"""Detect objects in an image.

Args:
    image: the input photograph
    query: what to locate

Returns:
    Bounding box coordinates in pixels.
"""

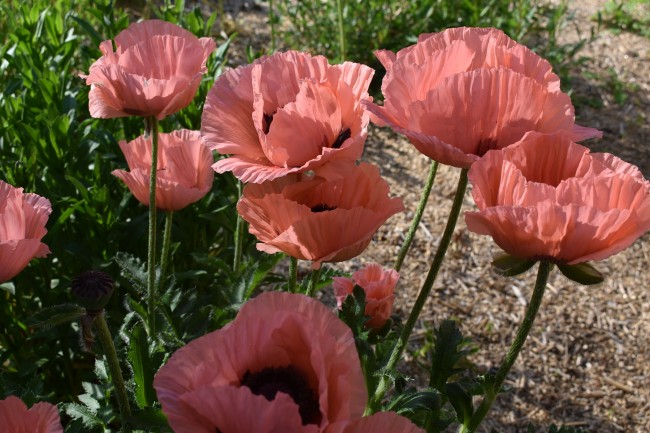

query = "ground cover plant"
[0,1,648,432]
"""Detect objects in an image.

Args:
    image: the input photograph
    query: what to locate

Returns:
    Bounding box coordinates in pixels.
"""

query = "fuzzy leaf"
[558,262,604,285]
[429,320,473,392]
[26,304,85,330]
[65,403,105,429]
[491,252,536,277]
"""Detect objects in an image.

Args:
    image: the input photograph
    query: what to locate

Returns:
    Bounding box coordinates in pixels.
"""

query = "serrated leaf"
[128,322,156,408]
[77,392,100,413]
[491,252,536,277]
[429,320,472,392]
[65,402,105,429]
[95,359,108,381]
[558,262,604,285]
[446,381,474,425]
[115,251,148,290]
[26,304,86,330]
[384,388,442,415]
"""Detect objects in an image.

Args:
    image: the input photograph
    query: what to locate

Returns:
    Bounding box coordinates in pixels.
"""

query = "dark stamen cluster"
[331,128,351,149]
[476,138,498,157]
[241,366,321,426]
[263,113,274,134]
[310,203,337,213]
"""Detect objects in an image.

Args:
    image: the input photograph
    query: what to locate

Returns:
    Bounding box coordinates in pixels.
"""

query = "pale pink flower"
[333,263,399,329]
[237,163,404,269]
[465,132,650,264]
[0,396,63,433]
[154,291,368,433]
[365,27,601,168]
[201,50,374,183]
[0,181,52,283]
[81,20,215,120]
[112,129,214,211]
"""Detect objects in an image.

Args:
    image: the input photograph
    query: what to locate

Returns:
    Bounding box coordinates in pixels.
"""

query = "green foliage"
[595,0,650,38]
[276,0,588,94]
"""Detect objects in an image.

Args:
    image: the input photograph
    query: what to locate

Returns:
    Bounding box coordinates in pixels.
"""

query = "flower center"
[476,138,498,157]
[310,203,338,213]
[331,128,351,149]
[263,112,274,134]
[240,366,321,426]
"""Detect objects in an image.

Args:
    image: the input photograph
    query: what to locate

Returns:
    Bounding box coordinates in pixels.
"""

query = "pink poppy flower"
[112,129,214,211]
[465,132,650,264]
[328,412,425,433]
[364,27,602,168]
[81,20,216,120]
[333,263,399,329]
[0,396,63,433]
[0,181,52,283]
[237,163,404,269]
[154,291,368,433]
[201,50,374,183]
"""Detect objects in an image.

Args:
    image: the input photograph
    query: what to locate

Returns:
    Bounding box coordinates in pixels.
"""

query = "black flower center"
[331,128,351,149]
[263,112,274,134]
[310,203,338,213]
[476,138,498,157]
[240,366,321,426]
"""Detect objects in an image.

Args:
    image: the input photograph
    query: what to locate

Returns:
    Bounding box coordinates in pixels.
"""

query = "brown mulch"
[226,1,650,432]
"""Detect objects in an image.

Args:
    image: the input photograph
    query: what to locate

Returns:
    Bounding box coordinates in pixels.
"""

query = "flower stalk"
[288,256,298,293]
[233,179,245,273]
[306,267,322,297]
[93,312,132,433]
[368,168,468,412]
[459,260,554,433]
[394,160,438,272]
[146,116,159,336]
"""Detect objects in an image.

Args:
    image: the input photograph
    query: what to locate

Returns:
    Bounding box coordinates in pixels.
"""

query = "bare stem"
[288,256,298,293]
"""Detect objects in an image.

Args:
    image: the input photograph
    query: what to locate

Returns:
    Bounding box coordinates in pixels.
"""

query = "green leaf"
[127,322,156,409]
[446,381,474,425]
[25,304,86,330]
[429,320,473,393]
[384,388,442,415]
[491,252,536,277]
[65,402,105,429]
[558,262,604,285]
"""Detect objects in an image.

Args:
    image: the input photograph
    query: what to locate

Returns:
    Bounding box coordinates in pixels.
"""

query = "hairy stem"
[146,116,159,336]
[306,267,322,297]
[94,312,132,433]
[288,256,298,293]
[459,261,554,433]
[233,180,244,272]
[394,160,438,272]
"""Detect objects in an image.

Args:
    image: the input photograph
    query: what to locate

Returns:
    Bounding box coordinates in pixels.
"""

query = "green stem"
[305,267,322,297]
[233,180,244,272]
[146,116,159,336]
[336,0,346,62]
[394,160,438,272]
[368,168,468,412]
[93,312,132,433]
[269,0,276,52]
[158,211,174,292]
[288,257,298,293]
[459,261,554,433]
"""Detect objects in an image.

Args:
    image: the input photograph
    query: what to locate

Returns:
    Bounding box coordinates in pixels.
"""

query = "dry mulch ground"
[228,2,649,431]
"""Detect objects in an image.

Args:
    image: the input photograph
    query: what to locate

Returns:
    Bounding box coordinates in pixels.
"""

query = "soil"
[226,1,649,432]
